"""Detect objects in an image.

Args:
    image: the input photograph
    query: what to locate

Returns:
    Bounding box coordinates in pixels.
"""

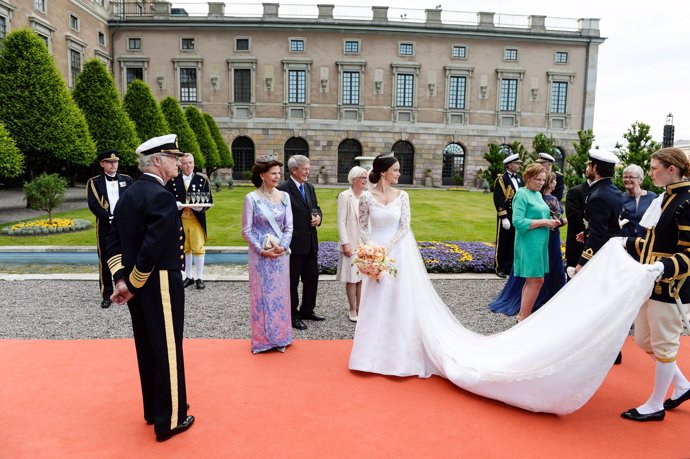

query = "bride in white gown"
[349,153,661,414]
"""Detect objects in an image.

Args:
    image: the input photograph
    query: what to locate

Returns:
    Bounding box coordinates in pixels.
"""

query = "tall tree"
[531,133,557,165]
[72,59,140,166]
[565,129,595,187]
[185,105,219,173]
[160,97,204,168]
[203,112,233,168]
[615,121,661,192]
[0,121,24,178]
[0,29,95,178]
[123,79,169,143]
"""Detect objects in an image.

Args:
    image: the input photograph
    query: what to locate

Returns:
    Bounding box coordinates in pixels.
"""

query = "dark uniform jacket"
[493,171,523,220]
[553,171,565,202]
[86,173,133,225]
[166,172,212,237]
[579,177,623,266]
[277,179,321,255]
[106,174,185,294]
[565,181,590,267]
[626,181,690,303]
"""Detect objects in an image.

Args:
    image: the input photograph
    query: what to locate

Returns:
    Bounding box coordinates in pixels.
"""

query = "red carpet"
[2,338,690,458]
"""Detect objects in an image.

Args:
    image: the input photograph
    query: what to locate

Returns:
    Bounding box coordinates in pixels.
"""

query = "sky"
[178,0,689,150]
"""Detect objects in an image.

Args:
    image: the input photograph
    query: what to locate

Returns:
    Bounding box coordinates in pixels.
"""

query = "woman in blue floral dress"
[241,155,294,354]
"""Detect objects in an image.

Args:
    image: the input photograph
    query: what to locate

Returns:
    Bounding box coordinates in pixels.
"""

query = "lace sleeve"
[387,191,410,250]
[358,192,371,245]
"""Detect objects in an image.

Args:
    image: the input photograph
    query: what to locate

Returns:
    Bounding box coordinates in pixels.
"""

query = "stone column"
[372,6,388,23]
[262,3,279,20]
[208,2,225,17]
[317,4,334,21]
[477,12,495,29]
[528,15,546,32]
[425,9,441,25]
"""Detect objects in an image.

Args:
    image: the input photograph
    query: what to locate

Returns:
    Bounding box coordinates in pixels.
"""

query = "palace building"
[2,1,605,185]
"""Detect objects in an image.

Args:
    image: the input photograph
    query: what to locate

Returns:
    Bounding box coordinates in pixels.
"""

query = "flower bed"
[1,218,91,236]
[318,240,496,275]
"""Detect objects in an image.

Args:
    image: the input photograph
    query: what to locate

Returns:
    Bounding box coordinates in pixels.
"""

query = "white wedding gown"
[349,191,658,414]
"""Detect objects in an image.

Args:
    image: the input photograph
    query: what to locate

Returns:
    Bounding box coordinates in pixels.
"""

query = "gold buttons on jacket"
[179,245,184,250]
[180,255,184,260]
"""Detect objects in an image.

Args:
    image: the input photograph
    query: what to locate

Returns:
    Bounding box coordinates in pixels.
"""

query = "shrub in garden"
[186,105,219,174]
[24,173,68,224]
[160,96,203,167]
[0,121,23,178]
[123,79,169,143]
[203,112,233,168]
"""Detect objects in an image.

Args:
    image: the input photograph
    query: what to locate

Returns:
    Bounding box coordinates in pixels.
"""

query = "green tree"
[615,121,661,192]
[565,129,595,188]
[482,143,508,192]
[159,97,203,168]
[0,29,95,178]
[185,105,219,173]
[531,133,558,165]
[0,121,24,178]
[72,59,140,166]
[24,173,68,223]
[123,79,169,143]
[203,112,233,168]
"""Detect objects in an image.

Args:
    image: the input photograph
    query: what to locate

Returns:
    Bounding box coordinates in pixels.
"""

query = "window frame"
[125,67,144,85]
[34,0,46,13]
[344,39,360,55]
[235,37,250,52]
[227,57,257,119]
[452,45,467,59]
[69,13,79,32]
[97,30,106,47]
[342,71,360,105]
[555,51,569,64]
[503,48,518,62]
[180,37,195,51]
[289,37,305,53]
[69,48,81,87]
[550,81,568,114]
[288,69,306,104]
[499,78,518,111]
[399,42,414,57]
[127,37,142,51]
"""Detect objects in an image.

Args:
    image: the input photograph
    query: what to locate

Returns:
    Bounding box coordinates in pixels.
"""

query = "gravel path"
[0,278,512,339]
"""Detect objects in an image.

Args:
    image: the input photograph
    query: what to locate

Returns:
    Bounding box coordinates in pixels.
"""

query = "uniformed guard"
[493,153,523,278]
[535,152,565,201]
[621,147,690,422]
[166,153,213,290]
[574,149,623,271]
[106,134,194,442]
[86,150,132,308]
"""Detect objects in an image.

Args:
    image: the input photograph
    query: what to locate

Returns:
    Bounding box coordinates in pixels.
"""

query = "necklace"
[259,186,275,199]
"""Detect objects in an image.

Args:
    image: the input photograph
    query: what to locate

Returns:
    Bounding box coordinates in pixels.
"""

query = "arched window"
[284,137,309,176]
[442,143,466,186]
[231,136,255,180]
[337,139,363,183]
[553,147,565,171]
[391,140,414,184]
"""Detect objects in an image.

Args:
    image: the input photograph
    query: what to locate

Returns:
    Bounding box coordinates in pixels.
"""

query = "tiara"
[380,151,395,158]
[256,152,278,163]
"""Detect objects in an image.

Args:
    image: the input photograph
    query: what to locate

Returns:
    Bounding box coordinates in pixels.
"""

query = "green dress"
[512,187,550,277]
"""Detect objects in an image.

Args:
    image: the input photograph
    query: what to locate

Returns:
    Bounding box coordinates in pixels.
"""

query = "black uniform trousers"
[495,220,515,275]
[289,251,319,318]
[127,269,188,436]
[96,220,113,301]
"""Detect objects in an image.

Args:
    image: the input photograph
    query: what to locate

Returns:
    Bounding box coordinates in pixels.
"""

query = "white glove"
[566,266,577,278]
[176,201,184,210]
[618,218,630,229]
[648,261,665,280]
[610,236,627,248]
[501,218,511,230]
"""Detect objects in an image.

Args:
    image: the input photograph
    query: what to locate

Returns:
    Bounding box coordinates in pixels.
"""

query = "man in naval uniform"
[166,153,213,290]
[535,152,565,201]
[493,153,523,278]
[106,134,194,442]
[86,150,132,308]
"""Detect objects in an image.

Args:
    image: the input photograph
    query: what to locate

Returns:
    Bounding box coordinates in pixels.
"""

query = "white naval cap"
[536,152,556,162]
[588,148,619,165]
[136,134,184,156]
[503,153,522,164]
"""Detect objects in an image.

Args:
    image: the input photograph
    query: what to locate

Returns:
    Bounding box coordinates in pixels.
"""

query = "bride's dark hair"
[369,154,399,184]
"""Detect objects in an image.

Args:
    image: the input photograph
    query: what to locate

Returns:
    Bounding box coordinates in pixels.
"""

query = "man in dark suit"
[167,153,213,290]
[493,154,523,278]
[106,134,194,442]
[564,180,590,268]
[277,154,323,330]
[86,150,133,308]
[536,152,565,201]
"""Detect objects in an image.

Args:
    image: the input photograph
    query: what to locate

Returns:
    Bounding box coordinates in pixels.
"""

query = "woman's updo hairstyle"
[369,153,398,184]
[651,147,690,178]
[523,163,545,183]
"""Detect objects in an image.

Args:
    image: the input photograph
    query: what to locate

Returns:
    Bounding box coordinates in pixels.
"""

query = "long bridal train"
[351,239,658,415]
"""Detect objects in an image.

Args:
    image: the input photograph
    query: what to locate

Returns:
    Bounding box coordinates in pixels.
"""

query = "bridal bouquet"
[352,243,398,282]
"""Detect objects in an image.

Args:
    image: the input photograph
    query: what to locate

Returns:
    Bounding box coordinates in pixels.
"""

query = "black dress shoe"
[301,313,325,321]
[182,278,195,289]
[101,298,112,309]
[156,415,195,442]
[496,271,507,279]
[196,279,206,290]
[664,387,690,410]
[292,319,307,330]
[620,408,665,422]
[147,403,190,425]
[614,352,622,365]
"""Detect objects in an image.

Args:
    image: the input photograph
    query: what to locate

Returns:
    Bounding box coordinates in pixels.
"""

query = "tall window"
[126,68,143,84]
[98,31,105,46]
[342,71,360,105]
[69,14,79,31]
[0,16,6,43]
[288,70,306,103]
[70,49,81,86]
[35,0,46,12]
[500,79,518,111]
[396,74,414,107]
[391,141,414,184]
[551,81,568,113]
[231,136,255,180]
[180,68,198,103]
[448,76,466,110]
[337,139,362,183]
[234,69,251,103]
[442,143,466,186]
